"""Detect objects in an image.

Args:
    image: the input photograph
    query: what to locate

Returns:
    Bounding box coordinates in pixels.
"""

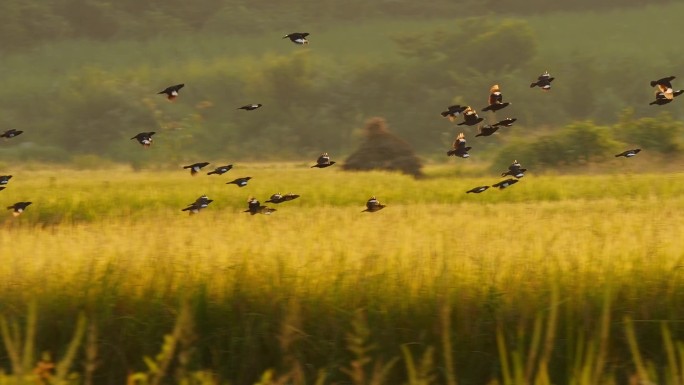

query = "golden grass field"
[2,164,684,384]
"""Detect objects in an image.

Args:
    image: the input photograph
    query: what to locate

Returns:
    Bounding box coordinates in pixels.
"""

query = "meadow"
[2,164,684,384]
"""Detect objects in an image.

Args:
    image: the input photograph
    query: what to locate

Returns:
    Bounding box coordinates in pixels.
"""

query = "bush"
[343,117,423,177]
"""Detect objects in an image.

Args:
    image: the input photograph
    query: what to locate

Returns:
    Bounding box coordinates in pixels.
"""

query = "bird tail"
[207,171,216,175]
[530,82,537,88]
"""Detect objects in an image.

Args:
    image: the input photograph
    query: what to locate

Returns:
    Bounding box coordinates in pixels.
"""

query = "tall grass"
[1,166,684,383]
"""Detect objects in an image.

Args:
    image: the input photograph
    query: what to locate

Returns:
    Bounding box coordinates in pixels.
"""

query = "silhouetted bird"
[447,132,471,158]
[649,90,683,105]
[311,153,336,168]
[183,162,210,176]
[493,118,517,127]
[475,125,499,137]
[530,71,554,90]
[457,107,484,126]
[7,201,31,217]
[158,84,184,101]
[482,84,510,112]
[362,196,386,213]
[1,129,23,139]
[238,104,263,111]
[283,33,309,45]
[207,165,233,175]
[244,197,276,215]
[441,105,468,122]
[266,193,300,204]
[0,175,11,185]
[466,186,490,193]
[131,132,155,148]
[492,179,519,189]
[501,160,527,178]
[182,195,213,214]
[227,177,252,187]
[615,149,641,158]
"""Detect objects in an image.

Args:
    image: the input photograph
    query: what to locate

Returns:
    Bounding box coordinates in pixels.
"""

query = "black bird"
[283,33,309,45]
[183,162,210,176]
[244,197,276,215]
[466,186,490,194]
[440,105,468,122]
[207,165,233,175]
[457,107,484,126]
[530,71,554,90]
[227,177,252,187]
[501,160,527,178]
[362,196,386,213]
[649,90,683,106]
[1,129,23,139]
[182,195,213,214]
[482,84,510,112]
[311,153,336,168]
[492,179,519,189]
[447,132,471,158]
[650,76,676,92]
[476,125,499,137]
[131,132,155,148]
[493,118,517,127]
[0,175,11,185]
[158,84,184,101]
[238,104,263,111]
[615,149,641,158]
[7,201,31,217]
[266,193,300,204]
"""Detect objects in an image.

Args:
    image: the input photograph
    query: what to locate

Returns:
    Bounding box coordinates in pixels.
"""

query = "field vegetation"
[2,166,684,384]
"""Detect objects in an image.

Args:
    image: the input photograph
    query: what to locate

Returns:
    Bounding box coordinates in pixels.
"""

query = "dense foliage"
[0,0,675,52]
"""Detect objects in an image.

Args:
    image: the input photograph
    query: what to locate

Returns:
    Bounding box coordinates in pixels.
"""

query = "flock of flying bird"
[0,31,681,216]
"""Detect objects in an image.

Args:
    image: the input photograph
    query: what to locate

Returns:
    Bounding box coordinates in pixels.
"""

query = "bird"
[207,165,233,175]
[493,118,517,127]
[183,162,210,176]
[650,76,676,96]
[238,104,262,111]
[362,196,386,213]
[457,107,484,126]
[482,84,510,112]
[227,177,252,187]
[0,175,12,185]
[492,179,519,189]
[266,193,300,204]
[475,125,500,137]
[283,33,309,45]
[158,84,184,101]
[7,201,31,217]
[466,186,490,193]
[1,129,23,139]
[501,160,527,178]
[182,195,213,214]
[649,89,683,105]
[440,105,468,122]
[530,71,554,90]
[244,197,276,215]
[447,132,471,158]
[615,149,641,158]
[131,132,155,148]
[311,153,336,168]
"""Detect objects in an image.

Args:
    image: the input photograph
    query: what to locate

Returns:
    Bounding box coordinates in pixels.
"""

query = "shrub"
[343,117,424,178]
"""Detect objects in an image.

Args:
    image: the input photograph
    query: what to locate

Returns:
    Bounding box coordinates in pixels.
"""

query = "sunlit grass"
[2,166,684,384]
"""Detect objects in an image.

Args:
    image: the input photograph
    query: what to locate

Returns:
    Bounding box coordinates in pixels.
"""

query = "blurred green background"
[0,0,682,170]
